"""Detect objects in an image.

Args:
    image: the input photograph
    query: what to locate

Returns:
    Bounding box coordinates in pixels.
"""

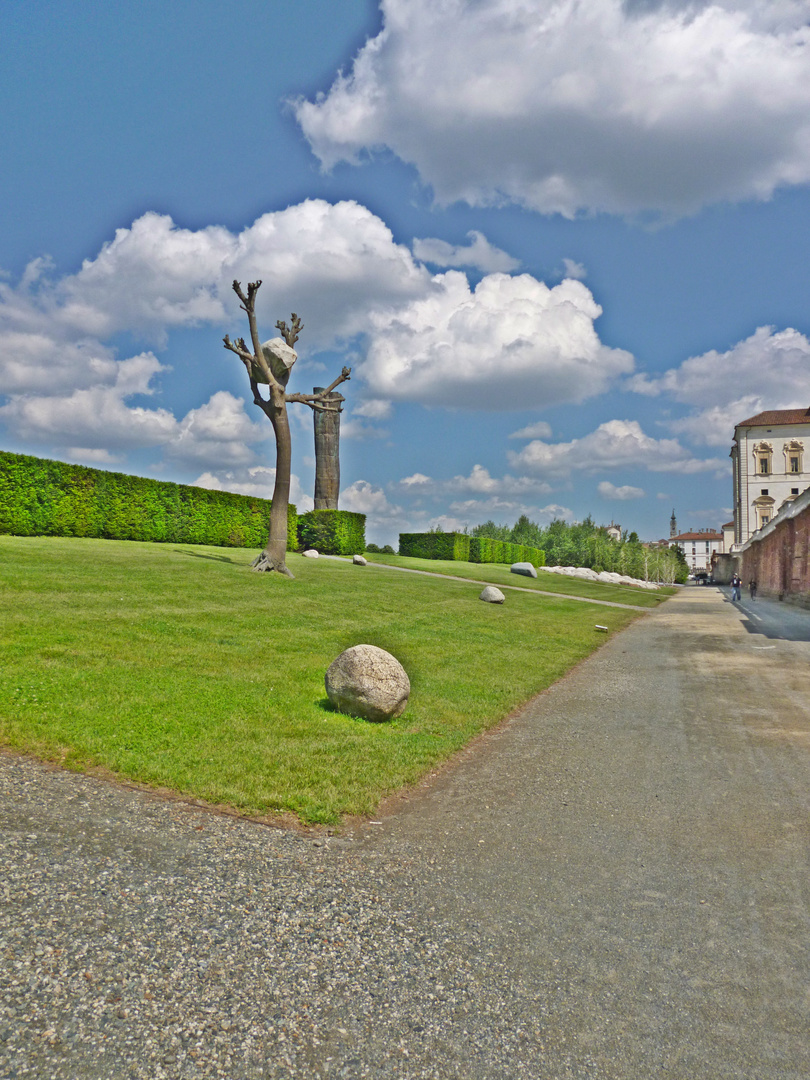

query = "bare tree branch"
[276,314,304,348]
[223,334,256,376]
[285,366,351,406]
[248,377,275,421]
[228,280,277,388]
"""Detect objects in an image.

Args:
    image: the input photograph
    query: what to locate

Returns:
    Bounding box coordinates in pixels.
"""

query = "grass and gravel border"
[1,536,659,824]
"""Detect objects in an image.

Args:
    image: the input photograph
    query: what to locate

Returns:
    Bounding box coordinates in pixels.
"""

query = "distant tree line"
[470,514,689,584]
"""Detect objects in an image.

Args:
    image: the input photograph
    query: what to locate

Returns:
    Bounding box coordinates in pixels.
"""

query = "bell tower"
[670,509,677,539]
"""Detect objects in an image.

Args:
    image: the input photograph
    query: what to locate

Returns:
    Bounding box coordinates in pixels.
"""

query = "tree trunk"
[312,388,344,510]
[252,390,294,576]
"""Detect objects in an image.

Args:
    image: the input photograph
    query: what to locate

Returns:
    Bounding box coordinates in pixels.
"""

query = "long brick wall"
[738,489,810,603]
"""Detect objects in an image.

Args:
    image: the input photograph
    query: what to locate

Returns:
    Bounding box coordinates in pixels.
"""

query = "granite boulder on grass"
[325,644,410,722]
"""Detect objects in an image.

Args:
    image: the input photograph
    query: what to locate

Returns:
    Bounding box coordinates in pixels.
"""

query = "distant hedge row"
[399,531,471,561]
[297,510,366,556]
[469,536,545,567]
[399,531,545,567]
[0,451,298,550]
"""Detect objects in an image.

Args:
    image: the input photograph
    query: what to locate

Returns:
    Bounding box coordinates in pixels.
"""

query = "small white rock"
[353,554,368,565]
[479,586,505,604]
[303,549,319,558]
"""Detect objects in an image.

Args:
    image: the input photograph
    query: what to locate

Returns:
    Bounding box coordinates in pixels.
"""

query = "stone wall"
[711,552,739,585]
[738,489,810,604]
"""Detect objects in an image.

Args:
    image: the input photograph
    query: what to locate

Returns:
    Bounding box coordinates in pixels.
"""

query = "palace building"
[669,528,724,573]
[730,408,810,545]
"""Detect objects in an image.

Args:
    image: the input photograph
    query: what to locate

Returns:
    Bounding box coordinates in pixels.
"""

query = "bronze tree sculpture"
[223,279,350,577]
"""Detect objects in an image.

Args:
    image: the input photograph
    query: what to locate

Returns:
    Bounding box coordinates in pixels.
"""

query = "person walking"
[749,578,757,600]
[731,573,741,601]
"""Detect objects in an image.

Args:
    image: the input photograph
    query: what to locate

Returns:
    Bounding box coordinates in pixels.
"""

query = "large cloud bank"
[508,419,727,476]
[295,0,810,217]
[0,201,629,467]
[362,273,633,409]
[630,325,810,445]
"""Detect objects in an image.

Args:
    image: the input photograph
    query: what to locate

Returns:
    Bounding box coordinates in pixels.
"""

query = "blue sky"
[2,0,810,545]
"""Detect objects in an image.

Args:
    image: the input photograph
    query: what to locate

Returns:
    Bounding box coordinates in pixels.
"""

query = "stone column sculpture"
[313,387,344,510]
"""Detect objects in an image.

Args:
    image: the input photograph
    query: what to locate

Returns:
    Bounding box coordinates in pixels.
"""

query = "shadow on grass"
[317,697,390,724]
[173,549,236,564]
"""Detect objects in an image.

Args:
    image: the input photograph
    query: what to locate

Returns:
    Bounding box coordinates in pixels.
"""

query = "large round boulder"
[325,644,410,722]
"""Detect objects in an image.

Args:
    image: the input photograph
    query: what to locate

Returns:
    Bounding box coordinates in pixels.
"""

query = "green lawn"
[361,552,676,607]
[0,536,656,824]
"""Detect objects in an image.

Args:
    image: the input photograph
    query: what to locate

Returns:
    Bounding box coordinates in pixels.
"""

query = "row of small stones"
[303,552,659,592]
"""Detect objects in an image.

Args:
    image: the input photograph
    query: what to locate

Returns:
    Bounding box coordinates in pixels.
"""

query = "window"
[753,494,775,531]
[761,489,769,495]
[754,442,773,476]
[792,488,800,495]
[784,440,803,475]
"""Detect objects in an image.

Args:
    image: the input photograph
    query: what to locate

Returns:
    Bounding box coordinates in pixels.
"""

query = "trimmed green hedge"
[398,532,472,561]
[0,451,297,550]
[399,531,545,566]
[296,509,366,555]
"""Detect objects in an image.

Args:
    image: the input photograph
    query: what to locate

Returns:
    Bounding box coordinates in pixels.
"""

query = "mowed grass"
[361,552,676,607]
[1,536,650,824]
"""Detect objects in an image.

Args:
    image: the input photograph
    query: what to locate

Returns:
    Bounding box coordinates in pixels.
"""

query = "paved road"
[722,586,810,641]
[2,587,809,1078]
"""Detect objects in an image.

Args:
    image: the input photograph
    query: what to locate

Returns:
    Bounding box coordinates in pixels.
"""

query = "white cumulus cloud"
[361,272,633,409]
[412,231,520,272]
[598,480,646,500]
[168,392,271,468]
[0,354,178,451]
[445,498,573,524]
[509,420,553,440]
[396,464,552,496]
[0,200,627,466]
[339,480,410,540]
[192,466,313,512]
[352,399,392,419]
[56,201,431,347]
[508,419,727,476]
[561,259,587,281]
[294,0,810,218]
[630,325,810,445]
[339,479,401,515]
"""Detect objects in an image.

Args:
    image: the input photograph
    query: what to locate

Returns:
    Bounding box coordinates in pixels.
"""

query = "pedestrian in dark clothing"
[731,573,741,601]
[749,579,757,600]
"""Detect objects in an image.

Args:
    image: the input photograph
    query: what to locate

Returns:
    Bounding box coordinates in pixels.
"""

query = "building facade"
[670,529,724,573]
[731,408,810,545]
[737,486,810,603]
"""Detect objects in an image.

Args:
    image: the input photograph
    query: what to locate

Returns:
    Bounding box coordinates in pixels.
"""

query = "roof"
[736,407,810,428]
[721,520,734,528]
[671,531,723,541]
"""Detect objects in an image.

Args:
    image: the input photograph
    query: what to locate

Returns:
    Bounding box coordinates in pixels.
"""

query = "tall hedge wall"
[296,510,366,555]
[399,531,545,566]
[0,451,297,550]
[398,532,472,561]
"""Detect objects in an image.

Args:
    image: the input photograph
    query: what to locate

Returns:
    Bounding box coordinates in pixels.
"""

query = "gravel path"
[2,587,809,1078]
